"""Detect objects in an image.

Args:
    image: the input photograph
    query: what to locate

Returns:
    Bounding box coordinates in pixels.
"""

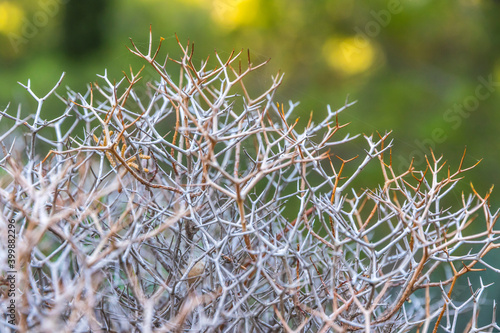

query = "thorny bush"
[1,29,500,332]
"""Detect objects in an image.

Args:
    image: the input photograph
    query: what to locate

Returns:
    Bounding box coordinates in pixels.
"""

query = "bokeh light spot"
[211,0,258,30]
[322,36,377,76]
[0,2,24,35]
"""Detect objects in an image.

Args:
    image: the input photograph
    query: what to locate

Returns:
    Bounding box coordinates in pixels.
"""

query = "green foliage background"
[1,0,499,326]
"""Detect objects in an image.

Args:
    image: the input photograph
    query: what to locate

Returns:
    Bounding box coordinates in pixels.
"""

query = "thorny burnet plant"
[0,29,500,332]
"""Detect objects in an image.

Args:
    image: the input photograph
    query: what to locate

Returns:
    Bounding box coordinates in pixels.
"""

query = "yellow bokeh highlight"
[0,2,24,35]
[211,0,258,30]
[322,36,378,76]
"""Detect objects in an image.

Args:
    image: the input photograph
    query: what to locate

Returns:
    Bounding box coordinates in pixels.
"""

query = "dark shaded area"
[61,0,110,58]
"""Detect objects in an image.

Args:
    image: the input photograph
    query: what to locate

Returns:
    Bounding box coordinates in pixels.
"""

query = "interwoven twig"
[0,28,499,332]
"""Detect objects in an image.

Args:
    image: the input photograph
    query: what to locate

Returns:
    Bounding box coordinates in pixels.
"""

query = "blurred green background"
[1,0,499,326]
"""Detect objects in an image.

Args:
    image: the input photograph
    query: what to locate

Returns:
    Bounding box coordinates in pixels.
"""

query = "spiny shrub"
[0,29,499,332]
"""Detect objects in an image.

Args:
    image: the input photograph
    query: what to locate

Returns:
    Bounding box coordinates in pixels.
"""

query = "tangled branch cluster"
[1,30,499,332]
